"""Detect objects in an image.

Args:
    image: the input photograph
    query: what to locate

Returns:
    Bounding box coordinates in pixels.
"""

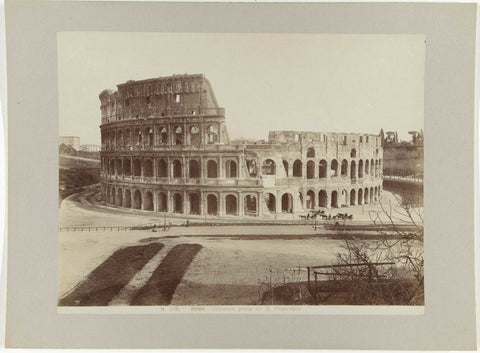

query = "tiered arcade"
[100,74,383,217]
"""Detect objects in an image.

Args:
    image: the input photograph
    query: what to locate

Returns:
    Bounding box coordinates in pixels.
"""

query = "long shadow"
[131,244,202,306]
[59,243,163,306]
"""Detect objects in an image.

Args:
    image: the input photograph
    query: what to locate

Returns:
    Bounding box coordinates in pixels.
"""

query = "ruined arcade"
[100,74,383,217]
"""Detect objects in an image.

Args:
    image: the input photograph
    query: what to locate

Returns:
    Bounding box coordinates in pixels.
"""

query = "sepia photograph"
[57,32,425,308]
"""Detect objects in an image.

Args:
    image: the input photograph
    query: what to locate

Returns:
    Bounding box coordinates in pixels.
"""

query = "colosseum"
[100,74,383,218]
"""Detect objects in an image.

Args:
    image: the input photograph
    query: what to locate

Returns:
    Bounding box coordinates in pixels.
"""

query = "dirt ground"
[58,189,423,305]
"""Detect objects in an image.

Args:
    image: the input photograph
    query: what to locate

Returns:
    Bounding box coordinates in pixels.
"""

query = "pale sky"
[58,32,425,145]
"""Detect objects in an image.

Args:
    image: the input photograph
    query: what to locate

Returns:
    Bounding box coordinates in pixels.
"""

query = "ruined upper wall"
[99,74,222,124]
[268,131,381,147]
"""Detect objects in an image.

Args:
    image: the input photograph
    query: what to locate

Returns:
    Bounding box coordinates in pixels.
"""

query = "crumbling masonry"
[100,74,383,217]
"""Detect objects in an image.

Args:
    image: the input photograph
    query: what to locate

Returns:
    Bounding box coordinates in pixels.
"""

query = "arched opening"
[244,195,257,216]
[226,160,237,178]
[124,189,131,208]
[117,130,123,146]
[293,160,302,177]
[189,193,200,215]
[318,160,327,178]
[160,127,168,144]
[144,159,153,177]
[157,159,167,177]
[306,161,315,179]
[110,159,115,175]
[281,193,293,213]
[189,126,200,145]
[145,191,154,211]
[350,161,356,180]
[358,160,364,178]
[306,147,315,158]
[173,160,182,178]
[371,159,375,175]
[365,160,370,175]
[370,187,374,203]
[282,160,289,176]
[174,126,183,145]
[341,159,348,176]
[116,188,123,206]
[375,160,378,176]
[331,191,338,208]
[110,131,116,146]
[341,189,348,207]
[158,192,167,212]
[318,190,328,207]
[358,188,363,205]
[125,129,131,146]
[330,159,338,177]
[133,190,142,209]
[123,158,131,176]
[207,160,218,178]
[173,193,183,213]
[350,189,356,205]
[207,194,218,215]
[225,194,237,215]
[134,128,141,145]
[206,125,218,144]
[116,159,122,175]
[145,128,154,146]
[110,187,116,204]
[306,190,315,209]
[265,193,276,213]
[374,186,378,201]
[299,192,304,208]
[262,159,276,175]
[364,188,369,204]
[189,160,200,178]
[350,149,357,158]
[247,160,257,177]
[133,159,141,176]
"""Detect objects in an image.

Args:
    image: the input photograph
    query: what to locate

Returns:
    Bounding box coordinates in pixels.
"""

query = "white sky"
[58,33,425,145]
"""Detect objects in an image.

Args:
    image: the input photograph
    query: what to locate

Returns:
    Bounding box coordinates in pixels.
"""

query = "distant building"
[59,136,80,150]
[80,144,101,152]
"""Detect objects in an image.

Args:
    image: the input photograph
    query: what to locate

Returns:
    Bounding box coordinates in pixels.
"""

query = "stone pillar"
[239,193,244,216]
[184,190,188,214]
[219,156,224,178]
[276,190,282,214]
[167,190,172,213]
[257,192,263,217]
[141,190,145,210]
[200,191,205,216]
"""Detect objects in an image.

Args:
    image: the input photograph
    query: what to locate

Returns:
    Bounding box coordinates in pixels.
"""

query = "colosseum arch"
[306,147,315,158]
[189,160,200,178]
[225,194,238,215]
[160,127,168,144]
[331,190,338,208]
[341,189,349,207]
[123,158,131,176]
[189,193,200,215]
[173,160,182,178]
[116,188,123,206]
[244,195,257,216]
[207,160,218,178]
[133,159,141,176]
[374,186,378,201]
[144,159,153,177]
[116,158,122,175]
[174,126,184,145]
[318,190,328,207]
[364,188,369,204]
[117,130,123,146]
[145,191,154,211]
[306,161,315,179]
[350,189,356,206]
[365,160,370,175]
[341,159,348,176]
[293,160,302,177]
[134,128,141,145]
[225,160,237,178]
[318,160,327,178]
[371,159,375,175]
[125,129,132,146]
[144,128,154,146]
[350,148,357,158]
[330,159,338,177]
[133,190,142,209]
[281,193,293,213]
[110,187,116,204]
[262,159,276,175]
[124,189,132,208]
[158,192,167,212]
[265,193,276,213]
[189,126,201,145]
[110,131,116,146]
[207,194,218,215]
[357,188,363,205]
[157,159,167,177]
[109,159,115,175]
[350,161,356,179]
[358,160,364,178]
[173,193,183,213]
[306,190,315,209]
[370,187,374,203]
[206,125,218,144]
